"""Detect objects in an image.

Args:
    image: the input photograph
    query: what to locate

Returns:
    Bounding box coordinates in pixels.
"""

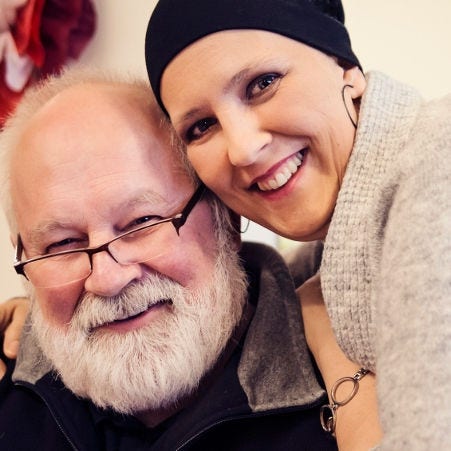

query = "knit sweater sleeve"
[375,94,451,449]
[282,240,323,288]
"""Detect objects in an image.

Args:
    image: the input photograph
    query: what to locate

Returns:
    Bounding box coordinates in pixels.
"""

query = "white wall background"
[1,0,450,298]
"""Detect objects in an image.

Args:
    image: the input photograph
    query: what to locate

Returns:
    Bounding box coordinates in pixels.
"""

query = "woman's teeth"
[257,151,304,191]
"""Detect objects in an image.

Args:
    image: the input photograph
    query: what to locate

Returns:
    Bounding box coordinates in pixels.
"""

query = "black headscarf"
[145,0,360,113]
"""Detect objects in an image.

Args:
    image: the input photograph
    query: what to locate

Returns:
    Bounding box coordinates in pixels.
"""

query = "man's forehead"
[38,86,144,126]
[15,86,172,170]
[25,82,161,136]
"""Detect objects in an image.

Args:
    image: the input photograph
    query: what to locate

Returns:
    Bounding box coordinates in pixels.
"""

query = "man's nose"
[83,250,143,297]
[222,108,271,167]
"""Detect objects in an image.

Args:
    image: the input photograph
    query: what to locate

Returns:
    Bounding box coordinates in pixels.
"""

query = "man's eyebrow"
[128,190,166,208]
[24,190,180,245]
[26,221,75,247]
[26,190,175,245]
[123,190,185,216]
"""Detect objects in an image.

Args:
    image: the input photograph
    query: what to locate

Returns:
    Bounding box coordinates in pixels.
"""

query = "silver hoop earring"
[341,84,357,129]
[240,218,250,234]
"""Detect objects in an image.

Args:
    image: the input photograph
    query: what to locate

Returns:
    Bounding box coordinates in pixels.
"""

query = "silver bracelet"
[320,368,369,435]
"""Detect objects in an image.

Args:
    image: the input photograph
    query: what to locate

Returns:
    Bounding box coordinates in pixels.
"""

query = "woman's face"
[161,30,366,241]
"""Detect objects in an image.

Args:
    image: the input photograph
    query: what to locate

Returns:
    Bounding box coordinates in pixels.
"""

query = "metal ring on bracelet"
[320,368,369,435]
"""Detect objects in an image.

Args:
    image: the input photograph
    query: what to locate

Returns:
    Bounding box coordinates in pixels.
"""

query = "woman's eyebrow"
[224,57,283,92]
[174,107,204,131]
[224,67,252,93]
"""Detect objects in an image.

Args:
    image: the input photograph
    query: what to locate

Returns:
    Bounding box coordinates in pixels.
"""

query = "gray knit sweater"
[319,72,451,449]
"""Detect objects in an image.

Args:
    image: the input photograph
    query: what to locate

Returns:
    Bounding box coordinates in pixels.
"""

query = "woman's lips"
[253,150,306,192]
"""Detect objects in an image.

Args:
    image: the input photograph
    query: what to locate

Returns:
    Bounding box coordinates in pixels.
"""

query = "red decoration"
[0,0,96,127]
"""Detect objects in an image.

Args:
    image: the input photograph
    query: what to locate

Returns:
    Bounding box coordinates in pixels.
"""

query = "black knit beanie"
[145,0,360,113]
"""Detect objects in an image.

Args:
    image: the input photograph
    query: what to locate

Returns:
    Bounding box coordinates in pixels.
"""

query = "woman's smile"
[253,150,306,192]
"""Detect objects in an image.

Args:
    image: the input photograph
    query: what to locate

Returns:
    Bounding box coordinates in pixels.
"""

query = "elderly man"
[0,69,335,450]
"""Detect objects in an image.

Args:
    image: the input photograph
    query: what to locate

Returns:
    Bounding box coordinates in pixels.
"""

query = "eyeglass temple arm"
[13,235,26,276]
[171,184,207,235]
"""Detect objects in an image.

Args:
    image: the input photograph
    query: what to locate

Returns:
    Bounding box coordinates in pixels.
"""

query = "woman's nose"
[84,251,143,297]
[222,109,271,167]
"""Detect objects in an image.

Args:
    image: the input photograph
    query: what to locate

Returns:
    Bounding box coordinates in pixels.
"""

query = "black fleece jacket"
[0,242,336,451]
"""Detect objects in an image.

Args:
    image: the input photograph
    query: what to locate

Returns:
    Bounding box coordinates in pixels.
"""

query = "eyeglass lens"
[23,220,177,288]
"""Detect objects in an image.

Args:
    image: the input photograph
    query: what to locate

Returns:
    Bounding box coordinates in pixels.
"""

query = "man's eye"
[246,73,281,98]
[186,117,217,142]
[45,238,86,254]
[126,215,161,230]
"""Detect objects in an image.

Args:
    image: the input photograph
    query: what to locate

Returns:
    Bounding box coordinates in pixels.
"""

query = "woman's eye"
[247,73,281,98]
[186,117,217,142]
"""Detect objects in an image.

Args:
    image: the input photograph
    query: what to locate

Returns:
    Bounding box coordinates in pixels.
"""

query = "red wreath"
[0,0,96,126]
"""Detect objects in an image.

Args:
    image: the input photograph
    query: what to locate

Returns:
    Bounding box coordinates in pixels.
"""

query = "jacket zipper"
[175,401,325,450]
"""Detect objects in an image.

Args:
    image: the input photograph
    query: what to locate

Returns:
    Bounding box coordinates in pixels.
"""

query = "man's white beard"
[31,244,247,415]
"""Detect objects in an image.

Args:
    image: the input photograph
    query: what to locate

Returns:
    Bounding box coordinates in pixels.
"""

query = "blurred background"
[1,0,450,298]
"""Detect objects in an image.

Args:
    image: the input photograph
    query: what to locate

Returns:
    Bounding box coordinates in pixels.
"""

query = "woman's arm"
[0,297,29,377]
[298,274,382,450]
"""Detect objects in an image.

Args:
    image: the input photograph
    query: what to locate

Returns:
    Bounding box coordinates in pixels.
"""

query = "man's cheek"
[34,285,82,329]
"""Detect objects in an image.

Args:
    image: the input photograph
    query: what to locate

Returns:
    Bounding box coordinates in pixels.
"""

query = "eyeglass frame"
[13,183,207,281]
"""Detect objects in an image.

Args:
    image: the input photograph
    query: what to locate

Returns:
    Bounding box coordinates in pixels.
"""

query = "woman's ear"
[343,66,366,98]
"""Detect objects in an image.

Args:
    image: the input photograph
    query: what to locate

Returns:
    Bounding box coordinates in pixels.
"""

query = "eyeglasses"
[14,184,206,288]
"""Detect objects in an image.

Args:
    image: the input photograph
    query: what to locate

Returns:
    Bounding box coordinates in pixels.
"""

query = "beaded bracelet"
[320,368,369,435]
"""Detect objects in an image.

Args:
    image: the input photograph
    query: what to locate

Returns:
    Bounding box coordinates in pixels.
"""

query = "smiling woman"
[159,30,364,242]
[145,0,451,449]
